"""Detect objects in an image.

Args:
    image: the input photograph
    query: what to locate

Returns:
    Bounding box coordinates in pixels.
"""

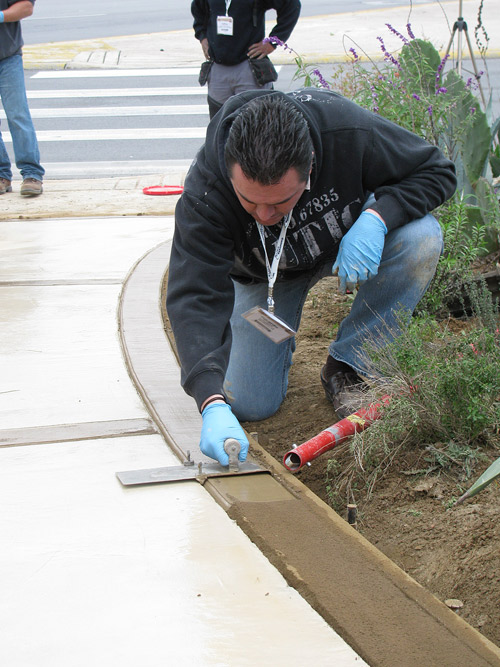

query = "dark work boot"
[320,360,368,419]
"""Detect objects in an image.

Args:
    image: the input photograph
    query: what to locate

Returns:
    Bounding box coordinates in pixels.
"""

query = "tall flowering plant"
[268,25,500,243]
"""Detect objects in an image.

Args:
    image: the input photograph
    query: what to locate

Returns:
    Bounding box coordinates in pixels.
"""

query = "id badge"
[217,16,234,35]
[242,306,296,344]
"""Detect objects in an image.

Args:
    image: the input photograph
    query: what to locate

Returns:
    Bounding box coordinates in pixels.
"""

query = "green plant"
[407,509,422,517]
[417,193,492,317]
[323,311,499,505]
[455,454,500,504]
[272,25,500,244]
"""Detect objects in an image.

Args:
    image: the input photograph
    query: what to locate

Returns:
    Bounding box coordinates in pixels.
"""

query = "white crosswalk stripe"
[32,68,201,78]
[26,87,207,99]
[2,68,212,176]
[26,127,208,141]
[1,106,208,119]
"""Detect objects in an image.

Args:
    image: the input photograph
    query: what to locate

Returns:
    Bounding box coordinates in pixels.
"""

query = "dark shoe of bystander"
[20,178,43,197]
[0,178,12,194]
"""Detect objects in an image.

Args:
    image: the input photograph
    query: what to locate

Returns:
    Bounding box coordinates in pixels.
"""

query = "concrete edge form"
[118,240,500,666]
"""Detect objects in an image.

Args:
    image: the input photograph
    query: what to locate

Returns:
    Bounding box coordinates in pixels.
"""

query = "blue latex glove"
[332,210,387,294]
[200,403,249,466]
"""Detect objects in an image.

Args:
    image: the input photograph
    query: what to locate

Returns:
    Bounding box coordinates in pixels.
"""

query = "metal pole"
[456,0,463,75]
[440,0,485,107]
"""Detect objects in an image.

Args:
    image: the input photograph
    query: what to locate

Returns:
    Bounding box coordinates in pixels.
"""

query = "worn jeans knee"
[329,213,443,376]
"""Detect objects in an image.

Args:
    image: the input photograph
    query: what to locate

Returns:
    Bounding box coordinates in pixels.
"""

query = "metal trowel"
[116,438,266,487]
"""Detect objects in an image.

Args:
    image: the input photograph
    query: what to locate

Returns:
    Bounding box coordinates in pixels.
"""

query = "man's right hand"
[200,403,249,466]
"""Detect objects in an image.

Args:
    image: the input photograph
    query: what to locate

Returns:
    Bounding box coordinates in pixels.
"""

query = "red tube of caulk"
[282,395,391,472]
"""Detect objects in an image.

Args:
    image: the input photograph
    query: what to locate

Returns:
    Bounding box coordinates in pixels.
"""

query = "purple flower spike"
[412,94,421,100]
[436,87,448,95]
[312,68,331,89]
[435,53,450,88]
[349,47,359,61]
[386,23,408,44]
[377,36,400,68]
[406,23,416,40]
[427,105,433,117]
[264,36,293,53]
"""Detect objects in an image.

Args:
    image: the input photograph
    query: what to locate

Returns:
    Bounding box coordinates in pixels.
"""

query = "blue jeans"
[0,54,44,181]
[224,209,443,422]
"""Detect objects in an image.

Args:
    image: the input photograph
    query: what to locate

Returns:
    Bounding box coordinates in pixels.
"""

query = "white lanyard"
[225,0,232,15]
[256,212,292,313]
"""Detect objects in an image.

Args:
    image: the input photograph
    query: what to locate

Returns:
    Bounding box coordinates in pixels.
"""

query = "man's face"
[229,163,308,226]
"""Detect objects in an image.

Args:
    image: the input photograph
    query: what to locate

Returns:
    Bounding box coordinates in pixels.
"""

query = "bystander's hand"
[200,37,210,60]
[247,40,275,59]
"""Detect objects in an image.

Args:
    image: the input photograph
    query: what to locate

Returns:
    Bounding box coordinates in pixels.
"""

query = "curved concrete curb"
[118,240,500,666]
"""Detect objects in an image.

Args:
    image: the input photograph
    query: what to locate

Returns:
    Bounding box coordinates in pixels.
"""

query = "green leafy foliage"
[456,455,500,503]
[417,193,492,317]
[325,310,499,508]
[290,26,500,236]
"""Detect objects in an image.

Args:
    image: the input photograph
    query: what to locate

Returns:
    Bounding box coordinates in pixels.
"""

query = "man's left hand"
[247,41,275,59]
[332,209,387,293]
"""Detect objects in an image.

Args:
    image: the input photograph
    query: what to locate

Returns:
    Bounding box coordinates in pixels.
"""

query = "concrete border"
[118,239,500,666]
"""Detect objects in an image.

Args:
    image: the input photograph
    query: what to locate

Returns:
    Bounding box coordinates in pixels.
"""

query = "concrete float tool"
[283,395,391,472]
[116,438,266,487]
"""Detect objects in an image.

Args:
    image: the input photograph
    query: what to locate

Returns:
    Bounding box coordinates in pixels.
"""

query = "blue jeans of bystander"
[0,54,44,182]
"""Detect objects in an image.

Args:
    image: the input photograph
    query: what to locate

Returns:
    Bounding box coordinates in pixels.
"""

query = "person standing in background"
[192,0,300,118]
[0,0,44,197]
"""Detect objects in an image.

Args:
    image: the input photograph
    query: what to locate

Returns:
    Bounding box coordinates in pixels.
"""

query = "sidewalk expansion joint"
[0,279,123,287]
[0,418,158,448]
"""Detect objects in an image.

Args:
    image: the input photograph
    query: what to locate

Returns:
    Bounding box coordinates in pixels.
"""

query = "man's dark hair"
[224,96,313,185]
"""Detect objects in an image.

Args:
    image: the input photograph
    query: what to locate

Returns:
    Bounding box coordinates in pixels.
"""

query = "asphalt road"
[21,0,436,45]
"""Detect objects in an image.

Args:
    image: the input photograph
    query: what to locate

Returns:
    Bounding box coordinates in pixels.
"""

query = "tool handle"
[224,438,241,472]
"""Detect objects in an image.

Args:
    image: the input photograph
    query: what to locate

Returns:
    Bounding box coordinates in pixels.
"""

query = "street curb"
[0,174,185,223]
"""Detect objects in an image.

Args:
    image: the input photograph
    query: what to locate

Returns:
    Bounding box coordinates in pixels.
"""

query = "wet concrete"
[0,215,367,665]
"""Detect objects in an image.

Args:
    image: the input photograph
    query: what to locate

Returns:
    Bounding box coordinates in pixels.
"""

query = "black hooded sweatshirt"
[166,88,457,410]
[191,0,301,65]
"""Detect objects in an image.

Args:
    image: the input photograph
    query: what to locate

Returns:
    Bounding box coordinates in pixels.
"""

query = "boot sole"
[20,189,43,197]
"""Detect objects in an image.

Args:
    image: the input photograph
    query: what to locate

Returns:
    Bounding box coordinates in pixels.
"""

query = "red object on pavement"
[283,395,391,472]
[143,185,184,196]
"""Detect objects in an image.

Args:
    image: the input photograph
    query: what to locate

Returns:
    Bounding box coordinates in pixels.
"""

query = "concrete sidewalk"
[0,171,186,222]
[0,215,371,665]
